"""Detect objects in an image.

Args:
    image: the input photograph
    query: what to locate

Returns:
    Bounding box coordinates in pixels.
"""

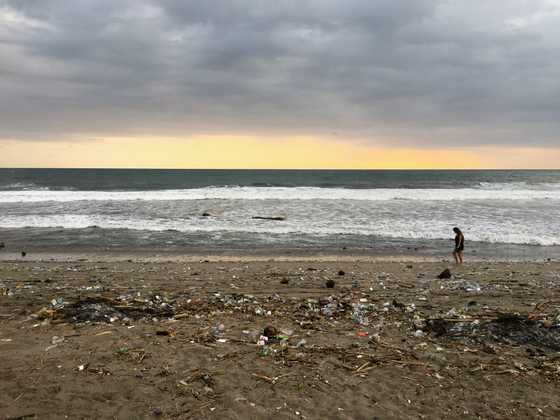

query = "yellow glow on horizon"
[0,135,559,169]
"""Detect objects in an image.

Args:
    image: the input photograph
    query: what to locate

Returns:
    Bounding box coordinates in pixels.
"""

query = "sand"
[1,255,560,419]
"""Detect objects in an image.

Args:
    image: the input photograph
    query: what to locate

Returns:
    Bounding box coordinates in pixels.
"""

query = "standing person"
[453,227,464,264]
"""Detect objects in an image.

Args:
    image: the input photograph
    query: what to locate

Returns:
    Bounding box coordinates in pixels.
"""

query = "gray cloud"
[0,0,559,147]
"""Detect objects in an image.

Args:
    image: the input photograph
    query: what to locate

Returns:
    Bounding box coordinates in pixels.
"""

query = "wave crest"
[1,186,560,203]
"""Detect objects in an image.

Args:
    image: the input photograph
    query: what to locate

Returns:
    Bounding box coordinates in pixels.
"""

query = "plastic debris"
[51,297,66,309]
[211,323,226,338]
[295,339,306,348]
[51,336,65,345]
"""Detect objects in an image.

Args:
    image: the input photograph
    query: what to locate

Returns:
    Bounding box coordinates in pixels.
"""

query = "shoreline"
[1,250,558,263]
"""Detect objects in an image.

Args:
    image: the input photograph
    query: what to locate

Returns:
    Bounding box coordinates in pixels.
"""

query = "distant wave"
[1,185,560,203]
[0,182,51,191]
[477,182,560,191]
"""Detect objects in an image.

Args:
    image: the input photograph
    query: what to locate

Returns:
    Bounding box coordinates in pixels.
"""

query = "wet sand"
[2,256,560,419]
[2,226,560,262]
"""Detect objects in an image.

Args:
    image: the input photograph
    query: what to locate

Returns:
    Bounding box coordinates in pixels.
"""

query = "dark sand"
[2,255,560,419]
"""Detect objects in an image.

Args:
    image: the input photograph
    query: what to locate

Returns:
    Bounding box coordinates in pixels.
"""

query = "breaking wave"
[0,213,558,246]
[1,185,560,203]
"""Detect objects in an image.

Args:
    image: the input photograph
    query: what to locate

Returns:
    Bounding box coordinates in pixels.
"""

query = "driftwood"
[251,216,286,221]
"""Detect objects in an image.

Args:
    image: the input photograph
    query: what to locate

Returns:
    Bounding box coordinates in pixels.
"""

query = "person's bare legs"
[453,251,459,264]
[458,251,463,264]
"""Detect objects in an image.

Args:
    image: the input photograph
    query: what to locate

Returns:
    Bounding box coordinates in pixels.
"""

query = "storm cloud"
[1,0,559,146]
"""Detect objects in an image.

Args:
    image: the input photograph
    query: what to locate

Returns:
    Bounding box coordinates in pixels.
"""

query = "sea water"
[0,169,559,252]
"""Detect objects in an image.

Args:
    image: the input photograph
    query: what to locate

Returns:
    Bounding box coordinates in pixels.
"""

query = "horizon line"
[1,167,559,171]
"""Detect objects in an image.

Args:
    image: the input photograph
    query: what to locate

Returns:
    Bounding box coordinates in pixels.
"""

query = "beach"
[2,254,560,419]
[1,169,560,418]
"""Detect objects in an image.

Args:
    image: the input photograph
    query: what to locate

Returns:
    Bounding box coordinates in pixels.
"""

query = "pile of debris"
[425,313,560,351]
[36,293,177,324]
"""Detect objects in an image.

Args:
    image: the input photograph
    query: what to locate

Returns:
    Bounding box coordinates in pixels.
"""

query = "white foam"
[1,185,560,203]
[1,214,558,246]
[478,182,560,191]
[2,184,559,246]
[0,182,50,191]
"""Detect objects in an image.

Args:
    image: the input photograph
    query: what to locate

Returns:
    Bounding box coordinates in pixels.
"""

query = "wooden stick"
[252,373,274,383]
[355,362,370,373]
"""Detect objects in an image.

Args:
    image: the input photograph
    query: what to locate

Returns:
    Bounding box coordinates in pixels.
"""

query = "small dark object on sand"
[263,326,278,339]
[5,414,36,420]
[21,251,26,257]
[337,270,345,276]
[392,299,405,310]
[326,279,336,288]
[252,216,286,221]
[437,268,452,279]
[201,212,211,217]
[280,278,289,284]
[156,330,171,336]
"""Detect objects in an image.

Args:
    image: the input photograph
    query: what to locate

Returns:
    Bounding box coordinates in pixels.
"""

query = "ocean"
[1,169,559,256]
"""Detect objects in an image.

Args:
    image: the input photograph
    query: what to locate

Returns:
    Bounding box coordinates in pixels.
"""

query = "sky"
[1,0,559,169]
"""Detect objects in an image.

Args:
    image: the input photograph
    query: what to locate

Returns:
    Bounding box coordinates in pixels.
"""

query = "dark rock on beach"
[263,325,278,339]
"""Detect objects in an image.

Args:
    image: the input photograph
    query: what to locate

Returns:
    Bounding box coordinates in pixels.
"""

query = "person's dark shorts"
[455,246,464,252]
